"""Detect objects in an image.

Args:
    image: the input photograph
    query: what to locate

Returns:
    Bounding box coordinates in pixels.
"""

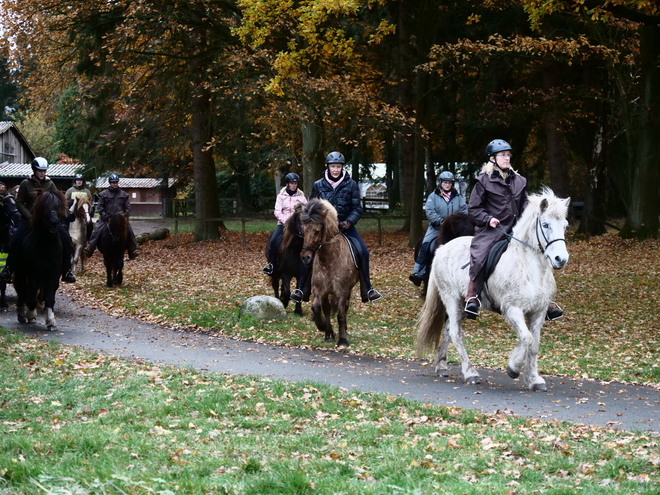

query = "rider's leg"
[346,227,380,302]
[0,221,29,281]
[410,241,431,286]
[127,222,138,259]
[58,227,76,283]
[263,225,283,275]
[464,278,481,318]
[84,223,104,257]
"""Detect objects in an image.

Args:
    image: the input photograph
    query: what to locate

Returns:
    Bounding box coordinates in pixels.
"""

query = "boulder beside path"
[239,296,287,321]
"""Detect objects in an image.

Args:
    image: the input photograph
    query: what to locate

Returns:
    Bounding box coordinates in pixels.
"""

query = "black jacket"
[311,170,362,226]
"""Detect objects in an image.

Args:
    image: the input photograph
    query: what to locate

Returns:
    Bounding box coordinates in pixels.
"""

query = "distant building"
[0,121,36,167]
[95,177,178,217]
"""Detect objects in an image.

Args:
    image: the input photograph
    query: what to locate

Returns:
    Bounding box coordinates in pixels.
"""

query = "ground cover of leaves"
[64,230,659,386]
[1,329,658,494]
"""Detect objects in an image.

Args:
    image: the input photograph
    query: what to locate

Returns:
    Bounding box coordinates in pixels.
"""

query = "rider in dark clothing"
[290,151,381,303]
[0,157,76,283]
[84,174,138,259]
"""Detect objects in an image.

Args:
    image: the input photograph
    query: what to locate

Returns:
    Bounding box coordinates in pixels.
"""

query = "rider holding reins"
[0,157,77,283]
[290,151,381,303]
[465,140,563,321]
[84,174,138,260]
[263,172,307,276]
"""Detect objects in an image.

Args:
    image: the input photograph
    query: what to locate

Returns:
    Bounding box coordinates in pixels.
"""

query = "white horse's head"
[516,188,570,270]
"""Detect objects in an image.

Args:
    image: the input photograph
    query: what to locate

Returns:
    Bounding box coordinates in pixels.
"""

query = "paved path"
[2,289,658,434]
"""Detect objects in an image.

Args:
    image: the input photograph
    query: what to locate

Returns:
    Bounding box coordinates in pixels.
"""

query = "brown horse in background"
[299,199,359,347]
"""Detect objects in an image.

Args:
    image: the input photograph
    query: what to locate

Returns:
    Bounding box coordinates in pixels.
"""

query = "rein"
[495,216,565,255]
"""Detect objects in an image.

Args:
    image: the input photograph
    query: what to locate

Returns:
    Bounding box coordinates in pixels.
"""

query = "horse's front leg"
[312,295,333,342]
[105,260,114,288]
[445,300,480,384]
[503,307,547,390]
[16,298,27,323]
[114,257,124,285]
[45,307,57,331]
[522,311,548,392]
[336,296,350,347]
[0,282,7,312]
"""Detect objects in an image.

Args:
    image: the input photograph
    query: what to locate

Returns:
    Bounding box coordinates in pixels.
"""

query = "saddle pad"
[340,233,359,269]
[484,237,510,282]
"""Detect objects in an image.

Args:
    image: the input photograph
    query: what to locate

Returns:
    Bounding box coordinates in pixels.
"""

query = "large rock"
[239,296,287,321]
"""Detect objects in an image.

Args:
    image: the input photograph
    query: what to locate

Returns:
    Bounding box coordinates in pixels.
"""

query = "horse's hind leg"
[433,320,452,374]
[445,302,480,384]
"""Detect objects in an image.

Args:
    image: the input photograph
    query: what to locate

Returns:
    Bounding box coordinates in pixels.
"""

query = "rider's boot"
[0,266,11,283]
[262,262,274,275]
[546,302,563,320]
[408,273,423,287]
[62,271,76,283]
[366,288,381,302]
[464,279,480,319]
[290,288,303,303]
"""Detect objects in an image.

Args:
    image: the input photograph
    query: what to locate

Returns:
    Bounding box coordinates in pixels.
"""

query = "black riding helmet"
[325,151,345,165]
[284,172,300,183]
[485,139,512,158]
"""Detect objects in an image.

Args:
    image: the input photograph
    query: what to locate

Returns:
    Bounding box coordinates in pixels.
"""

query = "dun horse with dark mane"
[14,191,67,330]
[298,199,359,347]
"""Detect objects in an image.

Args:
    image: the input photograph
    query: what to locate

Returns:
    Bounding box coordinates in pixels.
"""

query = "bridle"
[301,222,324,254]
[496,215,566,255]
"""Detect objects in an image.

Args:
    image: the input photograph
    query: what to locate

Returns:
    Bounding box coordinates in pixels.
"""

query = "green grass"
[1,328,658,494]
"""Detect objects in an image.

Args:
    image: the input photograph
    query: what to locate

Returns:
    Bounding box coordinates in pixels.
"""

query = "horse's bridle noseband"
[497,215,565,255]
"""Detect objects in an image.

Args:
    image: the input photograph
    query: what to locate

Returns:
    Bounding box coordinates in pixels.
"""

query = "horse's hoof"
[18,316,27,324]
[506,366,520,379]
[47,325,57,332]
[106,283,113,288]
[337,339,349,348]
[325,337,334,343]
[28,318,36,324]
[531,383,548,392]
[465,376,481,385]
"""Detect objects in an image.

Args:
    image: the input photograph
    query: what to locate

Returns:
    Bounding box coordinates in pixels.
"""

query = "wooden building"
[95,177,177,217]
[0,121,35,166]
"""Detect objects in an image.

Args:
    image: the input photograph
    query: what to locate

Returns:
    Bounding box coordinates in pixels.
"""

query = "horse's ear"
[563,197,571,208]
[540,198,548,212]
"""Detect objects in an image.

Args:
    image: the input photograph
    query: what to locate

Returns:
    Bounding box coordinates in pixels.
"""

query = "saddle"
[341,233,360,269]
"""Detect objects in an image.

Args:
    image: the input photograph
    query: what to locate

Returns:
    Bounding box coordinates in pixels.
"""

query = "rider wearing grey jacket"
[409,171,467,285]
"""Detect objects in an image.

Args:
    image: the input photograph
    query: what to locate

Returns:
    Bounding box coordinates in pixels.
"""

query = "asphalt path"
[2,287,658,435]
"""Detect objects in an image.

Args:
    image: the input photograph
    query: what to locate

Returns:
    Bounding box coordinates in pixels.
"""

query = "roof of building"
[0,162,83,178]
[95,178,177,189]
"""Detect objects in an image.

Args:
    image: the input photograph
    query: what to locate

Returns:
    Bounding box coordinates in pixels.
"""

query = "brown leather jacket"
[468,163,528,280]
[16,175,59,220]
[96,187,130,221]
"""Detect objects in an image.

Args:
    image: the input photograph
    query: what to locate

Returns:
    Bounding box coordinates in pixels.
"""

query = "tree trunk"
[543,61,571,199]
[301,105,325,198]
[621,24,660,240]
[191,84,222,241]
[398,0,415,237]
[577,118,608,237]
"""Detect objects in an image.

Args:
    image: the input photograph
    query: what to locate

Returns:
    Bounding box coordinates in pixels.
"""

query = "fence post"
[174,219,179,248]
[377,218,382,246]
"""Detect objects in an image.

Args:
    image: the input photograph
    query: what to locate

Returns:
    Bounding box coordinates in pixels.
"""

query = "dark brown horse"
[98,212,128,287]
[414,212,476,297]
[299,199,359,347]
[266,208,306,315]
[14,191,67,330]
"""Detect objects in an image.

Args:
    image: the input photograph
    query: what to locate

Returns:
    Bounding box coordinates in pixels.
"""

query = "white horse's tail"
[416,270,447,357]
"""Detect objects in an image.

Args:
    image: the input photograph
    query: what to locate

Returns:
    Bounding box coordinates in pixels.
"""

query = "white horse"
[69,196,92,274]
[416,188,570,391]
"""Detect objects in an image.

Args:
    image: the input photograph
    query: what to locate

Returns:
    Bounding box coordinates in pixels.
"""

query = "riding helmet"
[108,173,120,183]
[284,172,300,183]
[74,173,84,180]
[485,139,512,157]
[325,151,345,165]
[438,171,455,183]
[31,157,49,170]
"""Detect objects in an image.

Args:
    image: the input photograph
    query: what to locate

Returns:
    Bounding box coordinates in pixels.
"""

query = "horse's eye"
[542,222,549,229]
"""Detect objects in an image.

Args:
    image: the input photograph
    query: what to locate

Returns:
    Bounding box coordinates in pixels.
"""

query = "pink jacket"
[274,187,307,225]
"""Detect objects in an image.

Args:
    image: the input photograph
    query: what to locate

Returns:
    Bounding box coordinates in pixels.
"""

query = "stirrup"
[546,301,564,321]
[366,288,381,302]
[464,296,481,319]
[290,288,303,303]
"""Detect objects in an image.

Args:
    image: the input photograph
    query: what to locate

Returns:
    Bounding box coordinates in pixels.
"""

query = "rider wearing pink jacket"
[263,173,307,275]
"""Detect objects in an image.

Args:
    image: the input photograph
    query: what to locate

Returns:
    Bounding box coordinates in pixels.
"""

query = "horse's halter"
[301,222,324,254]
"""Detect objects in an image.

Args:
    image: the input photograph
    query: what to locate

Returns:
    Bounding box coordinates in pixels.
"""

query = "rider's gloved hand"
[339,221,351,231]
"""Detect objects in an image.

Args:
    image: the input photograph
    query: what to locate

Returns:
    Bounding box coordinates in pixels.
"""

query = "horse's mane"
[300,199,339,241]
[282,203,303,251]
[31,191,66,229]
[107,212,128,241]
[513,187,569,243]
